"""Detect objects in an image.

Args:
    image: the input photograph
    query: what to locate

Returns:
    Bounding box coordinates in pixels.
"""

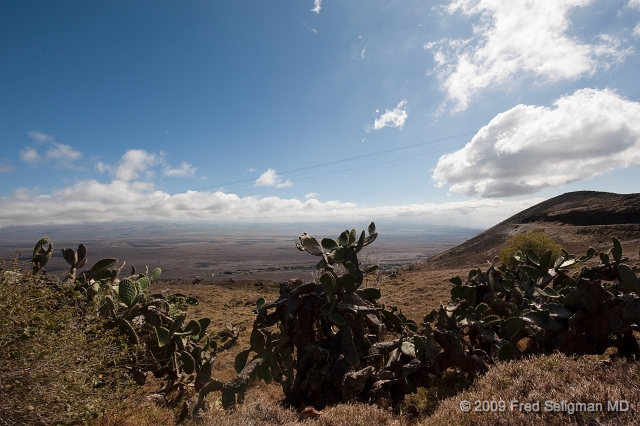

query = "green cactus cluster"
[28,236,220,404]
[93,268,218,394]
[440,236,640,361]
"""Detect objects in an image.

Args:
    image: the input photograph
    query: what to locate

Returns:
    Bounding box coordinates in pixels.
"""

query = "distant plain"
[0,221,482,282]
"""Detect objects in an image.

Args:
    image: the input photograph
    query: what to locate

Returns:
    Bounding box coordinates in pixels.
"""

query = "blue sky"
[1,0,640,229]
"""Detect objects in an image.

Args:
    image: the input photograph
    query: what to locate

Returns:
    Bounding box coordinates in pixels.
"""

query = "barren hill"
[415,191,640,270]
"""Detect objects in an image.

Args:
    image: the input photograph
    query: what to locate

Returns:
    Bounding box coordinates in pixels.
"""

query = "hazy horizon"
[0,221,483,280]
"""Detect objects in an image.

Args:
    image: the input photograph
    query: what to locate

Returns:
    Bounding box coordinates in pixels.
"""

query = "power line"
[1,92,640,227]
[191,91,640,192]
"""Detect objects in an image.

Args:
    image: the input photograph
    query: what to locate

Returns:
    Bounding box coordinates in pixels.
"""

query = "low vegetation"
[498,231,563,269]
[1,226,638,424]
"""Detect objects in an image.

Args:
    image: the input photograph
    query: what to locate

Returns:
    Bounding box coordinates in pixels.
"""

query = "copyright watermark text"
[458,399,630,414]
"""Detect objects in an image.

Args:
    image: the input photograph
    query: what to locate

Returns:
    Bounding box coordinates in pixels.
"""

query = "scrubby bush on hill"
[498,231,563,269]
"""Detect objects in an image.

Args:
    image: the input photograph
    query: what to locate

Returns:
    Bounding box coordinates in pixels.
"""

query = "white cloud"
[373,100,408,130]
[427,0,631,111]
[311,0,321,14]
[0,177,544,229]
[254,168,293,188]
[99,151,197,180]
[21,132,82,168]
[45,142,82,168]
[112,149,159,181]
[28,131,54,143]
[0,159,14,174]
[432,88,640,197]
[629,0,640,10]
[305,192,320,199]
[634,22,640,37]
[20,147,41,164]
[96,161,110,173]
[163,162,196,178]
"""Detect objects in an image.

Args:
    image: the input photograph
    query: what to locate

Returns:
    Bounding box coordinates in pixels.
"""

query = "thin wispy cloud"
[305,192,319,199]
[300,20,317,33]
[426,0,632,111]
[0,159,14,174]
[27,131,54,143]
[311,0,321,14]
[373,100,408,130]
[163,162,196,178]
[254,168,293,188]
[432,88,640,197]
[20,131,82,168]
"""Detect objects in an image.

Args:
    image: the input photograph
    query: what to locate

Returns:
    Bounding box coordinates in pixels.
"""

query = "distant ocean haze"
[0,221,482,281]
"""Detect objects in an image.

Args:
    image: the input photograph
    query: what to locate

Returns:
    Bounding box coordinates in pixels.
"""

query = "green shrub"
[499,231,563,269]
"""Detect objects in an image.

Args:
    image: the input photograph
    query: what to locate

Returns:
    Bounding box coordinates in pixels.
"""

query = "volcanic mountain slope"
[416,191,640,270]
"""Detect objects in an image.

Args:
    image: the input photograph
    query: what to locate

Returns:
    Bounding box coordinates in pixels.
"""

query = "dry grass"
[0,258,140,425]
[98,399,176,426]
[370,267,470,322]
[184,381,409,426]
[425,353,640,426]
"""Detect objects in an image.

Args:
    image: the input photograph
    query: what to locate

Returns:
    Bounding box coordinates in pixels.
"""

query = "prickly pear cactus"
[191,222,488,415]
[61,244,88,282]
[28,237,218,403]
[31,237,53,274]
[443,236,640,361]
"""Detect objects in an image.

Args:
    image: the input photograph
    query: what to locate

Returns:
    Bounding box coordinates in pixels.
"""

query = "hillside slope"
[416,191,640,270]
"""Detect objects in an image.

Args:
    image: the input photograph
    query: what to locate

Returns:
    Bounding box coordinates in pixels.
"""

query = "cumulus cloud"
[0,159,14,174]
[311,0,321,14]
[98,150,197,180]
[432,88,640,197]
[373,100,408,130]
[111,149,159,181]
[163,162,196,178]
[20,131,82,168]
[629,0,640,10]
[426,0,631,111]
[255,168,293,188]
[0,177,544,229]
